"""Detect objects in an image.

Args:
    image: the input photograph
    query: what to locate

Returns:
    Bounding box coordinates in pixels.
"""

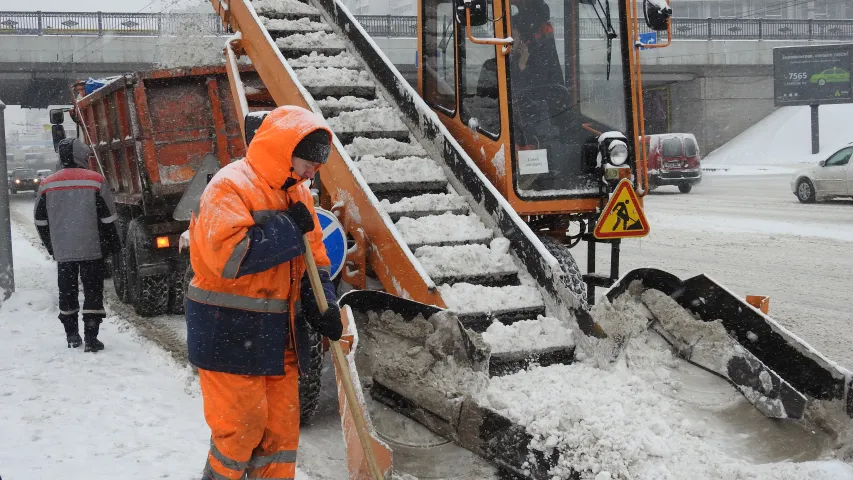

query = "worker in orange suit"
[185,105,343,480]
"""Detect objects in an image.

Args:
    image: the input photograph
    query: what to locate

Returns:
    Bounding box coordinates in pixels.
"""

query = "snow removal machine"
[54,0,853,476]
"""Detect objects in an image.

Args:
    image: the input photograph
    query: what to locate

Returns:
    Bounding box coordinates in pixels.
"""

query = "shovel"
[301,235,387,480]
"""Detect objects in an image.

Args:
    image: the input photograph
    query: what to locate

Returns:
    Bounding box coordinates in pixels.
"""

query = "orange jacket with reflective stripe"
[187,107,331,373]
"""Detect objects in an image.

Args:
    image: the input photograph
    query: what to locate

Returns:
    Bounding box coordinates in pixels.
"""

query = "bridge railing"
[1,11,852,40]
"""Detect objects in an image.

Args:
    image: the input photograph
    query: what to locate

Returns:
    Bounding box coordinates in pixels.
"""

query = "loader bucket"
[606,268,852,419]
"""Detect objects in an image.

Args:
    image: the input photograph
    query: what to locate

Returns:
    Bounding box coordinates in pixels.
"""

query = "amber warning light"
[155,236,171,248]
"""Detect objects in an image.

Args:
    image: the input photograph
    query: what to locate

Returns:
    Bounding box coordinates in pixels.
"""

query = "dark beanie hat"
[292,129,331,164]
[58,138,76,168]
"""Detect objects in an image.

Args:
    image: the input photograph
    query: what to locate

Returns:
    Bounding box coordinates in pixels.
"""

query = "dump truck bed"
[72,65,248,217]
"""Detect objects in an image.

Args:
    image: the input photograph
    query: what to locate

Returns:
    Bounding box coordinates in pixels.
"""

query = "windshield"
[507,0,629,198]
[14,169,36,178]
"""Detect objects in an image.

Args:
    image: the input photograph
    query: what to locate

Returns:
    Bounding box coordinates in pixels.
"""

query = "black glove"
[313,303,343,341]
[285,201,314,235]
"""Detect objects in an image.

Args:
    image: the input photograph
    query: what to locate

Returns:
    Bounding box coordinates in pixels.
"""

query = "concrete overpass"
[1,11,852,150]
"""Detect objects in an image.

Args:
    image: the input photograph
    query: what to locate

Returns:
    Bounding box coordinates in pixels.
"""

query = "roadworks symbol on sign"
[593,179,650,239]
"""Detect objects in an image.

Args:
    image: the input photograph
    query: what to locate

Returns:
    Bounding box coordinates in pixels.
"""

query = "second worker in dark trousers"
[35,138,121,352]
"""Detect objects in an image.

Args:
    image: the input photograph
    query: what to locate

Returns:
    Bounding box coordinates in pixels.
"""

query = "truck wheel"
[797,178,816,203]
[113,218,131,303]
[538,235,587,309]
[678,183,693,194]
[126,226,170,317]
[169,257,190,315]
[299,328,324,425]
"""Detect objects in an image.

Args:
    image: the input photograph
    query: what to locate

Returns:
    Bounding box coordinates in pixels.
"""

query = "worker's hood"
[58,138,92,169]
[245,106,332,190]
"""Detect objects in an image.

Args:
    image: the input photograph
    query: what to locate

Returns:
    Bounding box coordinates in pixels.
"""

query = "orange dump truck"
[50,65,257,317]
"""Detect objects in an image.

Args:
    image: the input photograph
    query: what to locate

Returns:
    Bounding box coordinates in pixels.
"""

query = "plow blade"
[606,268,851,420]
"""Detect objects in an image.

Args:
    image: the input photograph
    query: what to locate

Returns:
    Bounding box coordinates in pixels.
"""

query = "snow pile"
[380,193,468,215]
[395,212,492,246]
[260,16,330,32]
[482,315,574,354]
[704,104,853,168]
[276,31,343,49]
[356,155,445,185]
[288,52,361,69]
[293,67,373,87]
[253,0,320,16]
[345,137,427,158]
[438,283,543,314]
[327,107,407,133]
[414,243,516,281]
[317,96,387,115]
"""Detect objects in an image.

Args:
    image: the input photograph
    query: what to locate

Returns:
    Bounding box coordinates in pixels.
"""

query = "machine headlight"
[608,140,629,166]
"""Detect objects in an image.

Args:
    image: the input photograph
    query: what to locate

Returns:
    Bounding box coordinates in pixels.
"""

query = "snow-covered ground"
[0,214,316,479]
[703,103,853,171]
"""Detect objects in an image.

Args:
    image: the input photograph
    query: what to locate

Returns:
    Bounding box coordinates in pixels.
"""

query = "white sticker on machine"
[517,149,549,175]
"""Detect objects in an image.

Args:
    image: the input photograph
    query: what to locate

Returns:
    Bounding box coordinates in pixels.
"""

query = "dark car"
[11,168,40,194]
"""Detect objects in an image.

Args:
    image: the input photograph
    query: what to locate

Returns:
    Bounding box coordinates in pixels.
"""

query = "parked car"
[791,143,852,203]
[644,133,702,193]
[10,168,40,194]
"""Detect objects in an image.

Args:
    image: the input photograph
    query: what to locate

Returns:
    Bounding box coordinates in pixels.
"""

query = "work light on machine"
[608,140,629,166]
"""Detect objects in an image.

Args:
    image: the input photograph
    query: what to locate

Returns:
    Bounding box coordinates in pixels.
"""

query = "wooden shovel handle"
[302,235,385,480]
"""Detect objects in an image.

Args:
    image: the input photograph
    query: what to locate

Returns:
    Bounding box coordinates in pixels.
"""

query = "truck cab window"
[423,0,458,114]
[461,11,501,137]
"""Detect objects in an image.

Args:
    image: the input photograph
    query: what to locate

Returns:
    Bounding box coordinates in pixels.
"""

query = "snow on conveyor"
[253,0,320,16]
[414,244,516,281]
[395,212,493,247]
[276,31,344,49]
[345,137,427,158]
[438,283,544,314]
[292,67,373,88]
[380,193,468,215]
[0,224,316,479]
[287,52,361,69]
[482,315,574,354]
[316,96,387,116]
[356,155,446,186]
[260,16,331,32]
[326,107,407,133]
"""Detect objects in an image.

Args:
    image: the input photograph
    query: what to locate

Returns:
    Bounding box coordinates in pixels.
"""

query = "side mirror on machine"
[49,108,66,125]
[454,0,489,27]
[818,160,826,167]
[644,0,672,31]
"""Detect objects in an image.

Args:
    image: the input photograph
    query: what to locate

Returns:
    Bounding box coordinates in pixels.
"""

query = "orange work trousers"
[199,350,300,480]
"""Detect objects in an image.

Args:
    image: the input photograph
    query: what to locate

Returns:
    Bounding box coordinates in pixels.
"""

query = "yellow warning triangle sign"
[594,179,650,239]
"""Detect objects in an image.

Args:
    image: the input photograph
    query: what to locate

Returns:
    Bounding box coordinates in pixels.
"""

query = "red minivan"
[644,133,703,193]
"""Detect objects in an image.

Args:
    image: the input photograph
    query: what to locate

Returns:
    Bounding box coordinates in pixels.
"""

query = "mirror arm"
[464,7,513,55]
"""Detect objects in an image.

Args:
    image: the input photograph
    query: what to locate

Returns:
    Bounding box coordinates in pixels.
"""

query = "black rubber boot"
[83,320,104,353]
[61,318,82,348]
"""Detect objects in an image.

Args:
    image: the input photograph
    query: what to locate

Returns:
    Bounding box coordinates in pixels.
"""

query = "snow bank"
[414,243,516,281]
[438,283,544,314]
[345,137,427,158]
[293,67,373,87]
[356,155,445,185]
[254,0,320,16]
[395,212,492,246]
[380,193,468,215]
[704,104,853,168]
[276,31,343,49]
[482,315,574,354]
[288,52,361,69]
[327,107,407,133]
[260,16,330,32]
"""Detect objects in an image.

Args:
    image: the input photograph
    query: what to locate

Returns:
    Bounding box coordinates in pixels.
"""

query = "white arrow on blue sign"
[638,32,657,51]
[315,208,347,280]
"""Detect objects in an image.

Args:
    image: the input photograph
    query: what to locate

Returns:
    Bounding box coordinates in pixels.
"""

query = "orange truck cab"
[645,133,702,193]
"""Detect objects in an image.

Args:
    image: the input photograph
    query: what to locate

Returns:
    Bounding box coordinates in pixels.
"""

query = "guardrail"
[1,11,852,40]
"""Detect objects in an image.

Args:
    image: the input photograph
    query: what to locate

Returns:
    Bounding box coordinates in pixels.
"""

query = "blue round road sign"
[316,208,347,280]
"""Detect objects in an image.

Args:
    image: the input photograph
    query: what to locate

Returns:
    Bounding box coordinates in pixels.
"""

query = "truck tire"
[169,256,190,315]
[538,235,588,310]
[299,327,324,425]
[678,183,693,194]
[125,222,170,317]
[113,218,131,303]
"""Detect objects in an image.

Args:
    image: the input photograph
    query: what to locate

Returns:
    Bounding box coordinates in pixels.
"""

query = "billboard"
[773,44,852,107]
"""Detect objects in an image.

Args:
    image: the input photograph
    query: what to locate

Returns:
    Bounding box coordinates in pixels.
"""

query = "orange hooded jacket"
[186,106,333,376]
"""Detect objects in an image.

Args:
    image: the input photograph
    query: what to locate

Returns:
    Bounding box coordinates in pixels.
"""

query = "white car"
[791,144,853,203]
